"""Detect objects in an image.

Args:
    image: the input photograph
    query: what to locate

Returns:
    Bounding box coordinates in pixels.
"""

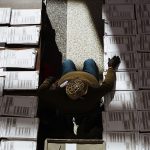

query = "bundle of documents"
[139,70,150,89]
[0,26,8,48]
[103,71,138,90]
[138,111,150,132]
[104,52,138,71]
[105,0,137,4]
[139,133,150,150]
[137,0,150,2]
[137,19,150,34]
[103,132,139,150]
[138,53,150,69]
[102,4,135,20]
[4,71,39,90]
[0,76,4,96]
[103,35,137,53]
[0,48,37,69]
[0,95,38,117]
[104,20,137,35]
[7,26,40,45]
[0,117,39,140]
[102,111,139,131]
[137,90,150,110]
[136,4,150,18]
[0,8,11,24]
[10,9,41,25]
[136,35,150,52]
[104,91,137,111]
[0,140,37,150]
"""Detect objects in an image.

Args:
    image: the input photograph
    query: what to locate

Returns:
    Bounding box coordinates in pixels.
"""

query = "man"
[38,56,120,137]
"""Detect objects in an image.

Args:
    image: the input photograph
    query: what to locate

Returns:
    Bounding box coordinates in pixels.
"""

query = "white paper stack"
[10,9,41,25]
[138,53,150,69]
[103,71,138,90]
[0,76,4,96]
[0,26,8,48]
[103,132,139,150]
[104,52,138,71]
[104,20,137,35]
[102,111,138,131]
[137,90,150,110]
[102,4,135,20]
[139,70,150,89]
[0,8,11,24]
[7,26,40,45]
[137,19,150,34]
[137,0,150,2]
[0,96,3,115]
[138,111,150,132]
[0,140,37,150]
[105,0,137,4]
[0,95,38,117]
[139,133,150,150]
[0,117,39,140]
[0,48,37,69]
[136,35,150,52]
[104,91,138,111]
[136,4,150,18]
[103,36,137,53]
[4,71,39,90]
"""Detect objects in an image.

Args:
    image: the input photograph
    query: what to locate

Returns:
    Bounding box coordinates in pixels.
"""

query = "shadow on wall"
[40,3,62,84]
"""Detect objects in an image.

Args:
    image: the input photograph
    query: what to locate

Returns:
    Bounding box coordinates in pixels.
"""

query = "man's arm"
[100,67,116,93]
[37,76,56,95]
[94,56,120,95]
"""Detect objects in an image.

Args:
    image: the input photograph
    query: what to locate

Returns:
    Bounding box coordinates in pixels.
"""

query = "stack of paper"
[103,132,139,150]
[0,48,37,69]
[102,111,139,131]
[104,20,137,35]
[102,4,135,20]
[0,95,38,117]
[139,133,150,150]
[7,26,40,45]
[4,71,39,90]
[104,36,137,53]
[0,140,37,150]
[137,0,150,2]
[138,53,150,69]
[105,0,136,4]
[0,8,11,24]
[104,52,138,71]
[0,27,8,48]
[0,76,4,96]
[0,117,39,140]
[137,19,150,34]
[103,71,138,90]
[138,111,150,132]
[137,90,150,110]
[139,70,150,89]
[136,4,150,18]
[104,91,138,111]
[136,35,150,52]
[0,96,3,115]
[10,9,41,25]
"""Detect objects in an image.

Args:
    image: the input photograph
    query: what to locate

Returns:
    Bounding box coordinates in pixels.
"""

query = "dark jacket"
[37,68,116,115]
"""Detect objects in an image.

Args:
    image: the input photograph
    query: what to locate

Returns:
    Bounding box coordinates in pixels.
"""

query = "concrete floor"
[45,0,104,71]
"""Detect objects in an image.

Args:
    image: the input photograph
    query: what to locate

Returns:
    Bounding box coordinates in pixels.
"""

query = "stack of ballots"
[102,0,150,149]
[0,1,42,150]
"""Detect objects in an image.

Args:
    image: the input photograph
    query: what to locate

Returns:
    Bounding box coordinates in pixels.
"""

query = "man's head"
[66,78,88,100]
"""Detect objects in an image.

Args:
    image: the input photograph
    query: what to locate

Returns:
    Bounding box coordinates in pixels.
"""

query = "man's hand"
[108,56,121,69]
